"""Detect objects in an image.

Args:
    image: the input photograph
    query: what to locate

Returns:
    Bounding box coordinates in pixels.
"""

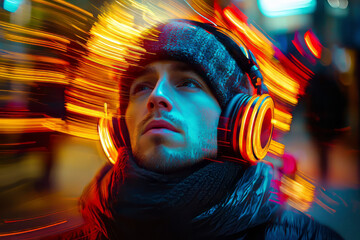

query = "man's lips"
[143,119,179,134]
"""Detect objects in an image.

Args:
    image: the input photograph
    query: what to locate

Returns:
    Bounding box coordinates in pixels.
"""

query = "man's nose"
[147,76,173,112]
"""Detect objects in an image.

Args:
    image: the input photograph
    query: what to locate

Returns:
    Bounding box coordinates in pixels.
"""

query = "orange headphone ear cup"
[98,116,131,164]
[218,93,274,164]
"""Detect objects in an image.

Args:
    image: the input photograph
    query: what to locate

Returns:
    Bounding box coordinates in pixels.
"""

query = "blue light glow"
[3,0,24,13]
[258,0,316,18]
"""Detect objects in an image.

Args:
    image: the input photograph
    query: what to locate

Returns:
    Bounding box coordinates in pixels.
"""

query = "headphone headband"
[181,20,264,94]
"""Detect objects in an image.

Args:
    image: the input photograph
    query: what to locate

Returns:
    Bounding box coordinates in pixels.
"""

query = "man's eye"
[132,84,151,95]
[178,79,201,89]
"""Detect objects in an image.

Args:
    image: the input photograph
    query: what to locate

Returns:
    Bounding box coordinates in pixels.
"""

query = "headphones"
[98,20,274,165]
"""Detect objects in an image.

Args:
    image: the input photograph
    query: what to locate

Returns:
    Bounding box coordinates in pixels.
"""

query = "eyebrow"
[138,66,156,76]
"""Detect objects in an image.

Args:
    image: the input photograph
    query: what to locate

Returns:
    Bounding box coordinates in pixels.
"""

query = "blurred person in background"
[305,63,349,184]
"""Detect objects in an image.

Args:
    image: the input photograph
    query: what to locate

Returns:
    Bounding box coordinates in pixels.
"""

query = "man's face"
[125,60,221,172]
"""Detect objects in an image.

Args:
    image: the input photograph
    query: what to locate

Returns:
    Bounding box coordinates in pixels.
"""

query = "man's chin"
[133,146,201,173]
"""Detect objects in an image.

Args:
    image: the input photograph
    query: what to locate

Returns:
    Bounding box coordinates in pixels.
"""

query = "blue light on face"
[3,0,24,13]
[258,0,317,18]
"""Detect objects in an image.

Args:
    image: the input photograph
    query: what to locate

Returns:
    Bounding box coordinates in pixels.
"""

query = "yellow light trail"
[0,118,63,133]
[280,173,315,212]
[269,140,285,157]
[0,21,70,44]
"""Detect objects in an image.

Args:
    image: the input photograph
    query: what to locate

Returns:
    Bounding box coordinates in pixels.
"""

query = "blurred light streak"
[315,198,336,214]
[4,33,68,52]
[0,21,70,44]
[75,77,120,92]
[0,0,92,148]
[224,8,274,56]
[304,30,322,59]
[60,127,99,140]
[274,108,292,125]
[0,220,67,237]
[258,0,316,18]
[0,118,63,133]
[280,173,315,212]
[258,58,300,105]
[66,103,107,118]
[0,49,68,65]
[4,207,77,223]
[183,0,217,26]
[222,6,309,111]
[0,66,67,84]
[32,0,93,20]
[158,2,198,21]
[292,38,306,57]
[316,188,348,213]
[269,140,285,156]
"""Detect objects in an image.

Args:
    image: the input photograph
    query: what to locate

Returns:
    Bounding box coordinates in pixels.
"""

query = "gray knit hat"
[122,19,250,111]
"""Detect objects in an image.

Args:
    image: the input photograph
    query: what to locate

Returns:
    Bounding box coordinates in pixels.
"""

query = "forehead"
[138,60,198,76]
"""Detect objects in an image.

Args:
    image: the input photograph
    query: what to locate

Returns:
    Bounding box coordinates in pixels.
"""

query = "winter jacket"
[46,149,342,240]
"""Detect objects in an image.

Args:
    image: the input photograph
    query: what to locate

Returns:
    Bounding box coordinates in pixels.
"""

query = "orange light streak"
[33,0,93,21]
[280,173,315,212]
[274,108,292,125]
[0,21,70,44]
[0,118,63,133]
[0,66,67,84]
[0,220,67,237]
[269,140,285,156]
[0,50,68,65]
[66,103,106,118]
[4,207,77,223]
[4,33,68,52]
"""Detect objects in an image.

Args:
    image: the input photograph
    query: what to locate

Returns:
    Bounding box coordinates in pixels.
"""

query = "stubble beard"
[132,120,218,173]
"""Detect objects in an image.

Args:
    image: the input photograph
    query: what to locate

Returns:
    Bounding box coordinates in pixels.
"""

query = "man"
[52,20,342,239]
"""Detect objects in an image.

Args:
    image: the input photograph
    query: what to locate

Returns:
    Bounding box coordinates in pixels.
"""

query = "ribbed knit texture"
[80,148,278,239]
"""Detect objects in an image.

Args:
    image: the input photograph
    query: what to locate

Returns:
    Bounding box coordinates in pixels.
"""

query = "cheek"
[181,94,221,135]
[198,94,221,121]
[200,107,221,130]
[186,104,221,140]
[197,98,221,128]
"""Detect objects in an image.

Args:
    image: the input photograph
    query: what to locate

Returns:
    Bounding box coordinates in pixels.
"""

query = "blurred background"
[0,0,359,239]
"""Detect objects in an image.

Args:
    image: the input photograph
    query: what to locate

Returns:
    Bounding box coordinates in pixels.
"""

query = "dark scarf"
[80,148,278,239]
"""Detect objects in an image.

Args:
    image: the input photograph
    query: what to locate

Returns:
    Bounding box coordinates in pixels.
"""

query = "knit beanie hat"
[121,19,251,113]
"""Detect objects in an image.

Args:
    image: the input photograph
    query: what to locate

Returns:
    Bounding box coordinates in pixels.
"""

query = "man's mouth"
[143,119,179,134]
